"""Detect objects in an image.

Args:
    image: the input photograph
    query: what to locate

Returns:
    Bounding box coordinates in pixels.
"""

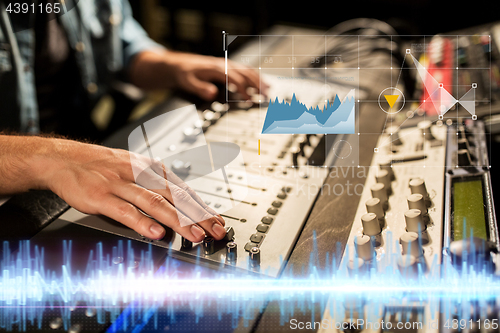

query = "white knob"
[407,193,427,214]
[379,158,395,180]
[400,232,423,257]
[376,169,392,194]
[409,178,429,199]
[405,209,426,233]
[397,254,419,278]
[370,183,388,207]
[361,213,381,236]
[354,234,375,260]
[366,198,384,220]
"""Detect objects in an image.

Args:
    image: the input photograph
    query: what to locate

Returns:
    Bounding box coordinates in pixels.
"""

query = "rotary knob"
[379,158,395,180]
[404,209,426,233]
[407,193,427,214]
[400,232,423,257]
[361,213,382,236]
[354,234,375,260]
[181,237,193,250]
[397,254,419,278]
[375,169,392,195]
[409,178,429,199]
[387,125,403,145]
[370,183,388,209]
[418,120,435,141]
[365,197,384,220]
[347,258,367,276]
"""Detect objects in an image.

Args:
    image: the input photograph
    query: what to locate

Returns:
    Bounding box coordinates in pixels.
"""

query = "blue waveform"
[261,90,355,134]
[0,230,498,331]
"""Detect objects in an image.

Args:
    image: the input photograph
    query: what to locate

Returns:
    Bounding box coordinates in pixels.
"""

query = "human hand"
[31,138,225,242]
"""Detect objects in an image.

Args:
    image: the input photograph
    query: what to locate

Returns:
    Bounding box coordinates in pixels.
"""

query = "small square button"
[250,233,264,243]
[244,242,258,252]
[261,216,274,224]
[277,192,287,200]
[256,224,269,233]
[267,208,278,215]
[272,200,283,208]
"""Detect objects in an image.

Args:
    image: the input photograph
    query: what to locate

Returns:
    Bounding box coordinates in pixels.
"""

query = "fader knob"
[365,198,384,220]
[361,213,382,236]
[226,242,237,263]
[400,232,423,257]
[409,178,429,199]
[354,234,375,260]
[404,209,426,233]
[249,247,261,267]
[375,169,392,194]
[407,193,427,214]
[457,149,472,166]
[203,237,215,255]
[370,183,388,209]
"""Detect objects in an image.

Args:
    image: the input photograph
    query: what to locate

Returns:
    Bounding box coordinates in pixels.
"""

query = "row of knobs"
[354,165,431,266]
[181,227,261,268]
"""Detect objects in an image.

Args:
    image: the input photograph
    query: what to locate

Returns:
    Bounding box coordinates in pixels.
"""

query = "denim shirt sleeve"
[118,0,165,69]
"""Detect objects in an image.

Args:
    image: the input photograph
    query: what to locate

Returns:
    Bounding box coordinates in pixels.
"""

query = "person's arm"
[128,49,265,101]
[0,135,226,242]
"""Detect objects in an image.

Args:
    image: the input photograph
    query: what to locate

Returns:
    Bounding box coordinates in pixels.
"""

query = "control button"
[181,237,193,250]
[224,226,235,241]
[171,159,191,176]
[68,324,82,333]
[379,158,395,180]
[375,169,392,195]
[418,120,435,140]
[407,193,427,214]
[250,233,264,243]
[211,101,229,113]
[449,237,496,272]
[361,213,382,236]
[203,237,215,255]
[457,149,472,166]
[354,234,375,260]
[256,224,269,233]
[370,183,388,209]
[365,197,384,220]
[244,242,258,252]
[85,307,97,317]
[249,247,261,267]
[400,232,423,257]
[404,209,426,233]
[282,186,292,193]
[267,208,278,215]
[226,242,237,263]
[409,178,429,199]
[277,192,287,199]
[261,216,273,224]
[183,127,201,140]
[271,200,283,208]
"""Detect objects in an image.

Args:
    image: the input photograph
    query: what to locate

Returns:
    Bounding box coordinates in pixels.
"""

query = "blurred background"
[130,0,499,57]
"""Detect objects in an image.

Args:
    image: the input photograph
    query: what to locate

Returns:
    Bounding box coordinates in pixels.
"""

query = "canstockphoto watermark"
[289,318,424,331]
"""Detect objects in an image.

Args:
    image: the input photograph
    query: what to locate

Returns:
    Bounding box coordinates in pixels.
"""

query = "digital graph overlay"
[261,90,355,134]
[224,33,493,167]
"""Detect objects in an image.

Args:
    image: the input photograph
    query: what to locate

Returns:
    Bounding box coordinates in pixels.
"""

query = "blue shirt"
[0,0,163,133]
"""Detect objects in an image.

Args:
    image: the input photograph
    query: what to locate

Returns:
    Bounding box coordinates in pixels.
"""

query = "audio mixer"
[57,77,349,278]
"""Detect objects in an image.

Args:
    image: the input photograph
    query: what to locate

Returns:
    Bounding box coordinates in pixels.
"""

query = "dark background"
[129,0,499,57]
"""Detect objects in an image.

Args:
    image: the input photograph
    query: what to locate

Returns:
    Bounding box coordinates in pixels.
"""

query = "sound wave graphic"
[261,89,355,134]
[0,233,498,331]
